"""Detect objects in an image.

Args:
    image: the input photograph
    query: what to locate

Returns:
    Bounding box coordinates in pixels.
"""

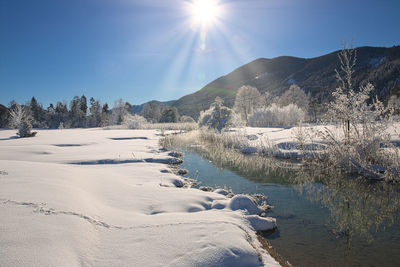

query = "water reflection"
[294,169,400,264]
[188,143,298,185]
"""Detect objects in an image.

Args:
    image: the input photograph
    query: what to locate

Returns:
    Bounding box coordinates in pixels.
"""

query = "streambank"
[0,128,280,266]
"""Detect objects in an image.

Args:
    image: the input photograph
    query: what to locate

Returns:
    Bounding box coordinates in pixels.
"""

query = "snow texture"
[0,128,279,266]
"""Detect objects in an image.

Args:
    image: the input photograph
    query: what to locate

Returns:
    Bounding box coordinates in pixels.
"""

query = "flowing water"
[178,148,400,267]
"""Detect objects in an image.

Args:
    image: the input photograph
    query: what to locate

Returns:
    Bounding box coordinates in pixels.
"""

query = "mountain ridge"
[172,45,400,119]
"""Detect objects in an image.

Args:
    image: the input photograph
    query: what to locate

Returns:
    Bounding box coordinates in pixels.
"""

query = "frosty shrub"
[9,104,36,138]
[179,115,195,123]
[17,120,36,138]
[248,103,305,127]
[320,82,394,178]
[124,114,147,129]
[142,122,198,131]
[298,46,398,181]
[387,95,400,120]
[199,97,243,132]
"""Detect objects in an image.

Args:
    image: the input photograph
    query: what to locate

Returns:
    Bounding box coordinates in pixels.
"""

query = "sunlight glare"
[189,0,221,27]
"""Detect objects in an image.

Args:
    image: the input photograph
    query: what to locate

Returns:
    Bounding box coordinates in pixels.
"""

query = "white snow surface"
[0,128,279,266]
[232,123,400,158]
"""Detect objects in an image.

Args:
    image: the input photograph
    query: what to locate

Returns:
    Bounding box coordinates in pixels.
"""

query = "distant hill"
[130,100,176,114]
[172,46,400,119]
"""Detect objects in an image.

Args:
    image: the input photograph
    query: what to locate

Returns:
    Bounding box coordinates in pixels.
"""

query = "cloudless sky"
[1,0,399,107]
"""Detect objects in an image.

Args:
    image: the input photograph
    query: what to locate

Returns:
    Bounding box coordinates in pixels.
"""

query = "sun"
[189,0,221,27]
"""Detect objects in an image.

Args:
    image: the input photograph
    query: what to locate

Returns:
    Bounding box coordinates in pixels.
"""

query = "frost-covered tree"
[248,104,305,127]
[124,114,147,129]
[277,84,310,111]
[261,91,273,107]
[9,104,27,129]
[199,97,242,132]
[141,101,161,123]
[233,85,263,123]
[111,99,128,125]
[180,115,195,123]
[70,96,86,128]
[9,104,36,137]
[301,45,396,180]
[387,95,400,117]
[324,81,392,170]
[55,101,70,128]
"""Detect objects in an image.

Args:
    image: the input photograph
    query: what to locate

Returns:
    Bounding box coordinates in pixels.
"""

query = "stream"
[177,148,400,266]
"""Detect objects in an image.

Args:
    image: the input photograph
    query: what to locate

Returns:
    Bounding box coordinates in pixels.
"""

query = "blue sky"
[1,0,399,107]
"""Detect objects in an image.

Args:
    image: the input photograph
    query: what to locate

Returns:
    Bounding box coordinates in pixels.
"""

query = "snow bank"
[0,128,279,266]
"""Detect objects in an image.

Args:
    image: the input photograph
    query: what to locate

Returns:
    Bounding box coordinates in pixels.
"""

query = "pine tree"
[101,103,110,126]
[89,97,102,127]
[70,96,86,127]
[55,101,69,128]
[160,107,180,123]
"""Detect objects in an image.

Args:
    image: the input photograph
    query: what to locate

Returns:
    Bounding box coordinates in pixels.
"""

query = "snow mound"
[168,151,183,158]
[229,195,263,215]
[214,188,230,196]
[245,215,277,231]
[211,195,264,215]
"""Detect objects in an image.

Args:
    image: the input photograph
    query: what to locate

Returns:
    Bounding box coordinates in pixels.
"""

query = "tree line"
[0,95,196,129]
[1,96,116,129]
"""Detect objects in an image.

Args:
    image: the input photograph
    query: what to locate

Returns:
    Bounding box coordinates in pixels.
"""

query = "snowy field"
[230,123,400,159]
[0,128,279,266]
